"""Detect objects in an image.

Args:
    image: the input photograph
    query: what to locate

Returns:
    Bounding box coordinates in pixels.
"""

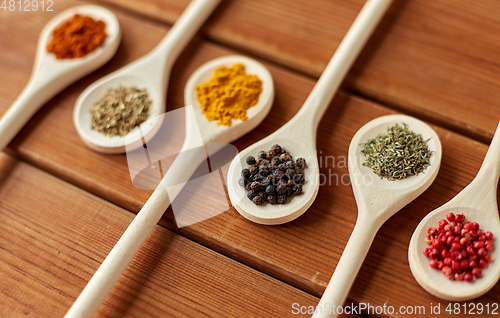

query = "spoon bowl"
[0,4,121,151]
[73,0,221,154]
[409,121,500,301]
[184,55,274,145]
[227,134,319,224]
[35,5,121,71]
[312,114,442,318]
[348,114,442,215]
[74,71,165,153]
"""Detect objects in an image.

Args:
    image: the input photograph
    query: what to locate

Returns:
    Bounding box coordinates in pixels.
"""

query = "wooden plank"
[0,154,325,318]
[96,0,500,143]
[1,2,500,317]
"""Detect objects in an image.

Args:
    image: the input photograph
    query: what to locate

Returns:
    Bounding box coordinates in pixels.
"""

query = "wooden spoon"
[0,5,120,151]
[408,121,500,301]
[64,55,274,318]
[226,0,394,225]
[73,0,221,154]
[312,114,442,318]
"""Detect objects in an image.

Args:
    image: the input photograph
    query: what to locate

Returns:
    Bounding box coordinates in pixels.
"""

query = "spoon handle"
[453,121,500,210]
[472,121,500,189]
[65,137,205,318]
[0,65,67,151]
[312,217,380,318]
[0,80,41,150]
[289,0,393,133]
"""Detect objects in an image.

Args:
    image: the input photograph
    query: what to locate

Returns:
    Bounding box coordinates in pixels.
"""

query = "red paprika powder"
[47,14,107,59]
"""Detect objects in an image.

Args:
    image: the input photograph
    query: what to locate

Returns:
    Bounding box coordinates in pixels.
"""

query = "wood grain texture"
[96,0,500,143]
[1,1,500,318]
[0,154,326,318]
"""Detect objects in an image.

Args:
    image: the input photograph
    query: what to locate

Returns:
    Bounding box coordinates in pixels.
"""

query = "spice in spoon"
[47,14,107,59]
[238,144,306,206]
[196,64,262,126]
[423,212,494,282]
[361,123,432,180]
[91,87,151,137]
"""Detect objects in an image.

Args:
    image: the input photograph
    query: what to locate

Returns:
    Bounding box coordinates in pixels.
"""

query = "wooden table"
[1,0,500,317]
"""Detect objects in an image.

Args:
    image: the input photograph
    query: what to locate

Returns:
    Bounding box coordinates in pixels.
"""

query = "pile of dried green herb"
[91,86,151,137]
[361,123,432,181]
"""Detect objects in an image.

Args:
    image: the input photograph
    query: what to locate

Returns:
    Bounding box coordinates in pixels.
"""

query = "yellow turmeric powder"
[196,64,262,126]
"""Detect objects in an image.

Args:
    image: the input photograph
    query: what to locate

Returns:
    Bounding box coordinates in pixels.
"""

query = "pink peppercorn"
[455,214,465,223]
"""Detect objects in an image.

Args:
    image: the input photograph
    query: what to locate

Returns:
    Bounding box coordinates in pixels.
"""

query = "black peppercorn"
[286,186,293,197]
[260,179,270,188]
[266,185,276,195]
[285,168,295,178]
[249,166,259,175]
[292,184,302,195]
[246,156,256,165]
[293,173,305,184]
[245,183,252,191]
[287,179,295,188]
[280,174,289,182]
[271,144,282,154]
[259,169,269,177]
[277,195,287,204]
[278,163,287,171]
[271,157,280,166]
[252,196,264,205]
[273,169,283,178]
[296,157,306,168]
[259,159,269,169]
[285,160,295,169]
[247,190,256,200]
[250,181,262,192]
[276,184,286,195]
[281,148,289,155]
[241,168,250,179]
[258,191,266,200]
[279,153,290,163]
[267,150,275,160]
[258,151,267,160]
[271,176,280,186]
[267,195,277,205]
[238,177,246,187]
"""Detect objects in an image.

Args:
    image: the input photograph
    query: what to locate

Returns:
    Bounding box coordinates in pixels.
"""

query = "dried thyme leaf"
[361,123,432,181]
[91,87,151,137]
